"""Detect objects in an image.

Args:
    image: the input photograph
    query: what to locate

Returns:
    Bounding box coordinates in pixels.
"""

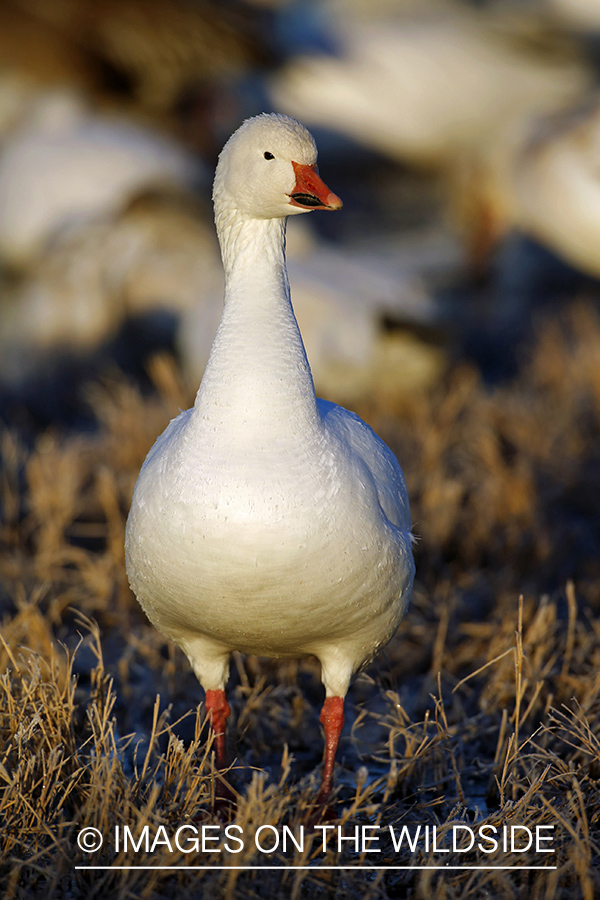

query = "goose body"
[511,100,600,279]
[270,14,588,168]
[125,113,414,803]
[547,0,600,32]
[0,90,198,268]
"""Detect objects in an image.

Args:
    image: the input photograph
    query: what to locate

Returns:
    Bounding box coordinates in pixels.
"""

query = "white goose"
[125,113,414,805]
[510,99,600,279]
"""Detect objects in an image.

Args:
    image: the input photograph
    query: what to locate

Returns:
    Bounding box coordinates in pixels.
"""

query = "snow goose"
[125,113,414,805]
[546,0,600,32]
[0,89,199,268]
[0,194,222,402]
[510,99,600,278]
[270,12,589,169]
[270,8,590,261]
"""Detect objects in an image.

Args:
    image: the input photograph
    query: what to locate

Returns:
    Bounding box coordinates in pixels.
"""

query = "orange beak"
[289,161,343,211]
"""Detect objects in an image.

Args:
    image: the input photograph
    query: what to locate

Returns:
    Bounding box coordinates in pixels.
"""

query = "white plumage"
[125,113,414,805]
[0,90,198,268]
[511,100,600,279]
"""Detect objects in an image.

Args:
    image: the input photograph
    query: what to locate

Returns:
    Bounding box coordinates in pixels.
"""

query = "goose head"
[213,113,342,219]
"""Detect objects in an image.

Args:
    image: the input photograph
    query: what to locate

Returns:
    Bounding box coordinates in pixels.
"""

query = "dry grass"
[1,303,600,898]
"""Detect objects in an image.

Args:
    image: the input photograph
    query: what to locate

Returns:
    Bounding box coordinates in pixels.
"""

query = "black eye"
[263,151,275,160]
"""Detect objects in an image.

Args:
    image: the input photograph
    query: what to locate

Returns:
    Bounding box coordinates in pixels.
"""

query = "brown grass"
[1,302,600,898]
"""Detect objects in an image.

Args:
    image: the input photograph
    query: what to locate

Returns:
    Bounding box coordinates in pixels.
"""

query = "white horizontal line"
[75,865,558,871]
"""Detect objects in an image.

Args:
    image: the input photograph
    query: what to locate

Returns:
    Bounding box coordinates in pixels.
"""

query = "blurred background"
[2,0,600,428]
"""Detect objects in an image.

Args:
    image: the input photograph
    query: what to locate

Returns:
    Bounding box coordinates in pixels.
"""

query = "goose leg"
[316,695,345,805]
[205,688,231,771]
[196,689,236,821]
[204,688,236,816]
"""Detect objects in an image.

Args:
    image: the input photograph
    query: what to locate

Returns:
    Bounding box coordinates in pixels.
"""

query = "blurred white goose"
[125,113,414,804]
[511,99,600,278]
[270,11,589,168]
[0,89,199,268]
[546,0,600,32]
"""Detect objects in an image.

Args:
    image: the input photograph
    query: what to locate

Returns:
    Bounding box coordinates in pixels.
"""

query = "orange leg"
[204,688,231,771]
[204,688,235,815]
[316,695,345,805]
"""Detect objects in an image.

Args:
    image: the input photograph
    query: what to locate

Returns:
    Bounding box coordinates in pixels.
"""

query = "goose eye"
[263,151,275,160]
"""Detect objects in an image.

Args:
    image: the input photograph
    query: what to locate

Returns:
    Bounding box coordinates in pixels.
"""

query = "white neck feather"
[193,200,319,442]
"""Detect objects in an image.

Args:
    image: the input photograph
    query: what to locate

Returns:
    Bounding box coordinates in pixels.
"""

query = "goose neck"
[193,208,320,441]
[216,205,288,287]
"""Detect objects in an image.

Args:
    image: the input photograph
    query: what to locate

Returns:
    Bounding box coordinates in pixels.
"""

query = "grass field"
[1,301,599,899]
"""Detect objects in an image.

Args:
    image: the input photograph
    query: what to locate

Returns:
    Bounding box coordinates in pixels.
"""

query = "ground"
[1,303,599,899]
